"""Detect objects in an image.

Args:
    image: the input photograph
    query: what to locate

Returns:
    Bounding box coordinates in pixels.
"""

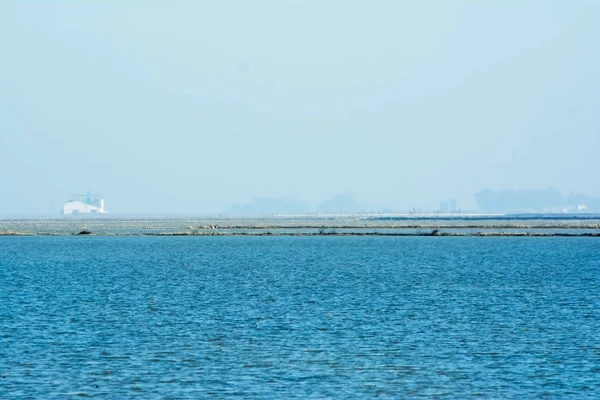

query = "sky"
[1,0,599,216]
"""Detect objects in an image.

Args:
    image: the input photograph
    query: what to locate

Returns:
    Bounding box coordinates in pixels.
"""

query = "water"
[1,237,598,398]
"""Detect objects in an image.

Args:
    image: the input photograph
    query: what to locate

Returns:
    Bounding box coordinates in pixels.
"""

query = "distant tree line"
[475,188,600,213]
[228,192,363,216]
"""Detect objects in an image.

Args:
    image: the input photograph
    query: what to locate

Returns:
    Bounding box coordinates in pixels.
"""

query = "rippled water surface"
[1,237,599,398]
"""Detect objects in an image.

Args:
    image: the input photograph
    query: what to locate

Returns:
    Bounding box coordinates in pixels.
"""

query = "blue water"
[1,237,599,398]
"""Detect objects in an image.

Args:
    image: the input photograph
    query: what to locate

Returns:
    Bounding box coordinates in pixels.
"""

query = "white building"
[63,193,108,215]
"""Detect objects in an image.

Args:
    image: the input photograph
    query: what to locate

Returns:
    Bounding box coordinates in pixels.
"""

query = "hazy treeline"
[476,188,600,213]
[229,188,600,215]
[229,193,364,215]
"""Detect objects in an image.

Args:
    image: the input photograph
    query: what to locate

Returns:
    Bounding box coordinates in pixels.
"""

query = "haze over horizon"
[1,1,599,216]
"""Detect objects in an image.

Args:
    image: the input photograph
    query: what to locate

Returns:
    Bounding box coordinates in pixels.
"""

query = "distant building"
[63,192,108,215]
[439,201,449,214]
[449,198,457,213]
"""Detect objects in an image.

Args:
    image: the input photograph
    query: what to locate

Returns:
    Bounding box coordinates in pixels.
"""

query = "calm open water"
[1,237,599,398]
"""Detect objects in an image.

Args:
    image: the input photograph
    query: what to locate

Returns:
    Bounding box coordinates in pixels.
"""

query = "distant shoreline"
[3,212,600,220]
[1,232,599,238]
[2,216,600,237]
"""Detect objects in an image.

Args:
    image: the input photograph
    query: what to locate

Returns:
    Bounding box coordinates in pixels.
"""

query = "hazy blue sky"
[1,1,599,215]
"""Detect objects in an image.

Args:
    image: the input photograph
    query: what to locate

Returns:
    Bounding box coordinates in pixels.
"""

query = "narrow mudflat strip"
[2,217,600,237]
[1,231,600,237]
